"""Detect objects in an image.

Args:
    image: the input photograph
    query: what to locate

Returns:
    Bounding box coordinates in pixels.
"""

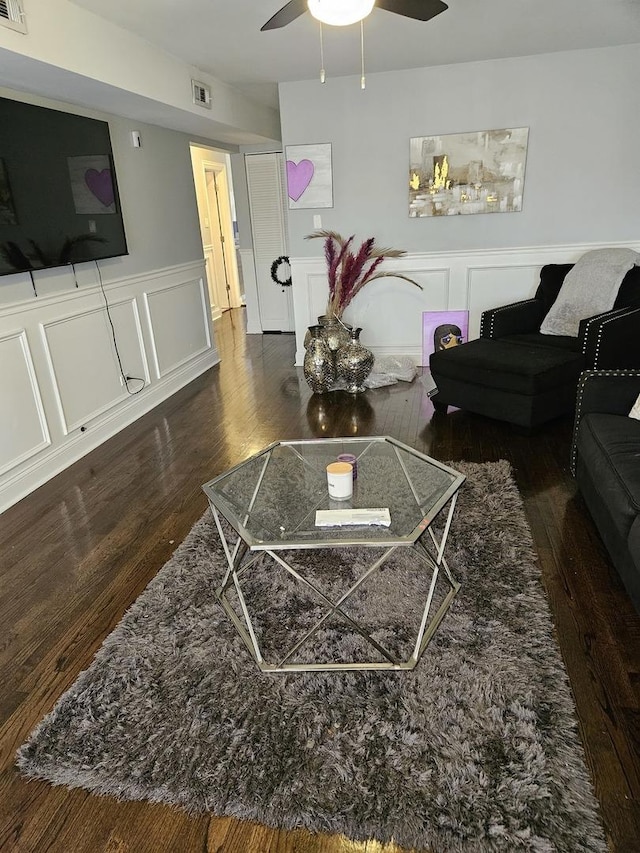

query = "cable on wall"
[95,261,145,396]
[319,22,326,83]
[360,19,366,89]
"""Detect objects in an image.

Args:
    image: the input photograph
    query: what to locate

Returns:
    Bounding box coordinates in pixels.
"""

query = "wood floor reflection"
[0,308,638,852]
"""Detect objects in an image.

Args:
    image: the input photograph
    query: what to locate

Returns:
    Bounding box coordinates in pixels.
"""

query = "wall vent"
[192,80,212,109]
[0,0,27,33]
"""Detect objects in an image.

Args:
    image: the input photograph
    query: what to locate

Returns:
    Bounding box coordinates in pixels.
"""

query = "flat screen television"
[0,96,128,277]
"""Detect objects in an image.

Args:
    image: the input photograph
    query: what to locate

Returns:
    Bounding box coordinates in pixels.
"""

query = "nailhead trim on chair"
[482,299,538,338]
[581,306,640,367]
[570,368,640,474]
[581,307,620,356]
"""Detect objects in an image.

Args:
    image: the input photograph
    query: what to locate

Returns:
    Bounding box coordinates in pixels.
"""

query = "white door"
[190,145,242,322]
[204,163,241,312]
[245,152,294,332]
[205,169,231,311]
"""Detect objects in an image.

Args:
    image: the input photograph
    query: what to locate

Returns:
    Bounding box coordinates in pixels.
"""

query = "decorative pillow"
[540,248,640,337]
[630,393,640,420]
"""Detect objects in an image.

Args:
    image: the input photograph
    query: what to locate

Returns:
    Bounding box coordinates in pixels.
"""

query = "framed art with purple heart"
[67,154,117,215]
[285,143,333,210]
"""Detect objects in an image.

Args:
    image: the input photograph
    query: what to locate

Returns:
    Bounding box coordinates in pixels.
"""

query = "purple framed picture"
[422,310,469,365]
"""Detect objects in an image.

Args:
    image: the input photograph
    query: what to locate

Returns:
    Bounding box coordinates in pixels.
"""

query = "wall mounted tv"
[0,96,128,277]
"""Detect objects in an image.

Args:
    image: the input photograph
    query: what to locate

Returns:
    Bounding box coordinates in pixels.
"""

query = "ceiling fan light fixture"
[307,0,375,27]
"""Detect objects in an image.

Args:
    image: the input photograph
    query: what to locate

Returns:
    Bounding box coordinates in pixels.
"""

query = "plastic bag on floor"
[364,372,398,389]
[373,355,417,382]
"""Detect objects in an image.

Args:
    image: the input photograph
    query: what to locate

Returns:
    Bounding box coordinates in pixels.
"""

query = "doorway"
[189,145,242,322]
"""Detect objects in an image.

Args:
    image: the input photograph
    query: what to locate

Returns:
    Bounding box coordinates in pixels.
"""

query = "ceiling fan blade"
[375,0,448,22]
[261,0,309,31]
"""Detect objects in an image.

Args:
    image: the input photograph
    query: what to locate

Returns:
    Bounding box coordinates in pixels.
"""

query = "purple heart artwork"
[286,159,314,202]
[84,168,114,208]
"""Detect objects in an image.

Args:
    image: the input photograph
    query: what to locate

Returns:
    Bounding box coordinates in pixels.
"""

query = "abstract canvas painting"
[285,143,333,209]
[409,128,529,217]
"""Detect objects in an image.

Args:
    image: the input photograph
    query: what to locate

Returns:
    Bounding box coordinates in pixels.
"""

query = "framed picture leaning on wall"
[422,310,469,383]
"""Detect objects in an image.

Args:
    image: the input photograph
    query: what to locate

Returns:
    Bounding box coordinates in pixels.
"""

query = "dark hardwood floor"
[1,308,639,852]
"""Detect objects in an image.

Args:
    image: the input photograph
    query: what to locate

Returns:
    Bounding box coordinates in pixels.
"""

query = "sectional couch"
[571,369,640,614]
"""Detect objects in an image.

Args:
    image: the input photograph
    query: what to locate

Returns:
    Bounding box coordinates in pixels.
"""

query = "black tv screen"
[0,96,128,277]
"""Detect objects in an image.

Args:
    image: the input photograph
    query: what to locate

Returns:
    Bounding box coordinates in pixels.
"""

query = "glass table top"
[202,436,465,550]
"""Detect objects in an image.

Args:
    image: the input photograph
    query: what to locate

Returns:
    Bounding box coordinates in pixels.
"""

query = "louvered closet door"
[245,152,294,332]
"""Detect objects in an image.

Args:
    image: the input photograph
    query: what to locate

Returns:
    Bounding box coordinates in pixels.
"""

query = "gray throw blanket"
[540,247,640,337]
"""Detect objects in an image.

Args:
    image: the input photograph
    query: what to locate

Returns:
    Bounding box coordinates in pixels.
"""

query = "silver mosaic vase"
[303,325,336,394]
[320,315,352,355]
[303,315,350,350]
[336,327,374,394]
[304,315,326,349]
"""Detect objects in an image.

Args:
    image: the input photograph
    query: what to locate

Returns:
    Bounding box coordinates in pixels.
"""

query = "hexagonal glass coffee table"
[202,436,465,672]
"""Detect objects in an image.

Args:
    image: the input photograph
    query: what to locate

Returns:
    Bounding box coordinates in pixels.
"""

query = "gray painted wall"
[105,118,203,277]
[279,44,640,257]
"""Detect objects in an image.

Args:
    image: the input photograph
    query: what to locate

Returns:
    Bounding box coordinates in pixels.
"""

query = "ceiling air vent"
[192,79,212,109]
[0,0,27,33]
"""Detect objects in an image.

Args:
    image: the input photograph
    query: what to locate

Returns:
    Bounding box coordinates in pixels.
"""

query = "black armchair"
[429,263,640,428]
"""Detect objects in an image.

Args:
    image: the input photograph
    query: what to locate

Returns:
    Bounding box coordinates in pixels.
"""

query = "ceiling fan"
[261,0,448,31]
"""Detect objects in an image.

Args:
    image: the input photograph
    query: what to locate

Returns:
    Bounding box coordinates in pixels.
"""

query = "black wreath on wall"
[270,255,292,287]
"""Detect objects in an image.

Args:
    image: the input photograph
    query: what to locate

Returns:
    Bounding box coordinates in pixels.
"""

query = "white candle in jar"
[326,461,353,501]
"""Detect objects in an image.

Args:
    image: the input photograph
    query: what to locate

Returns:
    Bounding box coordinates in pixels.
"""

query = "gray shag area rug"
[17,460,607,853]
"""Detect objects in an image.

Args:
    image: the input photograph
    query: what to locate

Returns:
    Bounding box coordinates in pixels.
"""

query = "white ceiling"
[69,0,640,110]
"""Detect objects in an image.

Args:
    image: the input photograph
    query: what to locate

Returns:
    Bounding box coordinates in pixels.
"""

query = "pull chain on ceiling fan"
[316,16,368,88]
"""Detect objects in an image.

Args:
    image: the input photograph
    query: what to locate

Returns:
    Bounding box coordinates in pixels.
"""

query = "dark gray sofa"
[571,369,640,613]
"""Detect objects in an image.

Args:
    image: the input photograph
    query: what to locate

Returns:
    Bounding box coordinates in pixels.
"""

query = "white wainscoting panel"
[0,261,219,513]
[41,304,134,434]
[465,265,542,339]
[0,330,50,476]
[144,277,212,379]
[350,269,450,362]
[290,240,640,366]
[107,297,150,386]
